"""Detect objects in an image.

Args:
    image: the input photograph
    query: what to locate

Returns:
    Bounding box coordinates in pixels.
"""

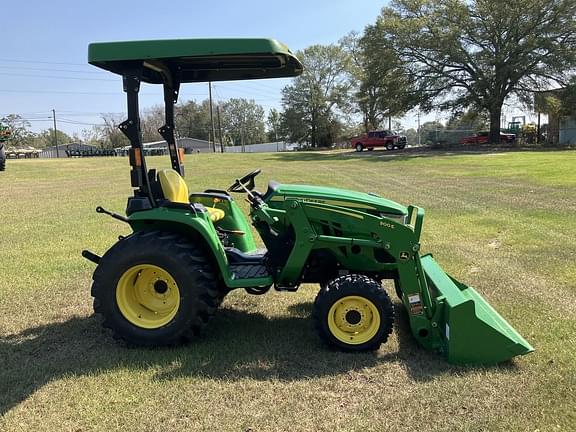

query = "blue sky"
[1,0,388,136]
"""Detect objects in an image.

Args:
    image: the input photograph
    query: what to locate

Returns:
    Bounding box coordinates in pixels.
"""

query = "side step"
[230,264,270,279]
[226,248,271,279]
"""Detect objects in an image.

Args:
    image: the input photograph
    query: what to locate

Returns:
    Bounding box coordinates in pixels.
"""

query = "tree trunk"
[311,109,317,147]
[488,105,502,144]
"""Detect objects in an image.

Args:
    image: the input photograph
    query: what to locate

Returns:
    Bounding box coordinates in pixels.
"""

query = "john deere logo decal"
[399,251,410,261]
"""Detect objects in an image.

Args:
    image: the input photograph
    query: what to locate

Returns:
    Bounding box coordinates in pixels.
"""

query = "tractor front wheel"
[313,275,394,352]
[91,230,220,346]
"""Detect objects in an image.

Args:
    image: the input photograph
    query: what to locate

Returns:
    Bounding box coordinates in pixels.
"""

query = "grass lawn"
[0,149,574,431]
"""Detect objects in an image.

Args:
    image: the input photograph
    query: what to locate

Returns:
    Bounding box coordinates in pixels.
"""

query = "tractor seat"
[157,169,225,223]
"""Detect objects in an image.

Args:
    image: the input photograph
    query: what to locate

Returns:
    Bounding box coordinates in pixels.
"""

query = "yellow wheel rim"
[327,295,381,345]
[116,264,180,329]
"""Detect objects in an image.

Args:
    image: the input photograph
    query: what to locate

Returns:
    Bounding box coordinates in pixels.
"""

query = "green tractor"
[83,38,533,365]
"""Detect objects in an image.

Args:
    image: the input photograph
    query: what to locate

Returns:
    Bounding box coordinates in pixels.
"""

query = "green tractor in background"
[83,38,533,364]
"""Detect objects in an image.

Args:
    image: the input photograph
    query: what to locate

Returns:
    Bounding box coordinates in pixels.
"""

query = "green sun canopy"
[88,38,303,84]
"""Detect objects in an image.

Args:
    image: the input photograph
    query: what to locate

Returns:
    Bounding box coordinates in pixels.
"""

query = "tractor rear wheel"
[91,230,220,346]
[313,274,394,351]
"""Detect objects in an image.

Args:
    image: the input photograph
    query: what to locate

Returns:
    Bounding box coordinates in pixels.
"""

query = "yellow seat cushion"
[157,169,225,223]
[206,207,225,222]
[158,169,189,204]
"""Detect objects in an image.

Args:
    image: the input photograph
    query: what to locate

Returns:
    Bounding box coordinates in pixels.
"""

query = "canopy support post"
[119,65,155,207]
[158,81,184,177]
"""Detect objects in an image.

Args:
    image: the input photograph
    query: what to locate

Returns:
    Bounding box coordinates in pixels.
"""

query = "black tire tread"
[313,274,394,352]
[91,230,219,346]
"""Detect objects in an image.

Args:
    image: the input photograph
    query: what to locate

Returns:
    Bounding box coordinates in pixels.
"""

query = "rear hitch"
[96,206,129,223]
[82,250,101,264]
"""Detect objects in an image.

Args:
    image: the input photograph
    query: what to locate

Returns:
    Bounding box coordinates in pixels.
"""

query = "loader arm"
[255,198,533,363]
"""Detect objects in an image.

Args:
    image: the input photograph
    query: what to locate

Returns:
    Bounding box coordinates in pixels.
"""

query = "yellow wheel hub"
[327,295,381,344]
[116,264,180,329]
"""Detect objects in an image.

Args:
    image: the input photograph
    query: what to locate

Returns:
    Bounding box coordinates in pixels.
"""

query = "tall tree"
[0,114,33,147]
[220,98,266,146]
[372,0,576,142]
[99,113,129,148]
[341,32,415,132]
[281,44,351,147]
[446,109,489,131]
[32,129,74,149]
[175,99,212,141]
[140,105,165,143]
[81,127,105,147]
[267,108,282,142]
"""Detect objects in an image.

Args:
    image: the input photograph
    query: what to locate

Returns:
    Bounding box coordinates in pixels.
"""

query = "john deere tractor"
[83,38,533,364]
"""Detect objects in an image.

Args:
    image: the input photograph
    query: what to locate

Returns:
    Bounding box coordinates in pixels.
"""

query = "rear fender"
[190,194,257,252]
[127,207,232,282]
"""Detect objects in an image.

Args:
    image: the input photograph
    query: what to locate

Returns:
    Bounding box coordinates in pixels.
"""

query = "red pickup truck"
[351,130,407,152]
[459,131,516,144]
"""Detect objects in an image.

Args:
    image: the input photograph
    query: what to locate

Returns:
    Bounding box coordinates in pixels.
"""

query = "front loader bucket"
[420,254,534,365]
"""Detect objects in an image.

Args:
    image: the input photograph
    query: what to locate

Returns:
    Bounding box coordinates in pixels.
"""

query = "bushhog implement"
[83,38,533,364]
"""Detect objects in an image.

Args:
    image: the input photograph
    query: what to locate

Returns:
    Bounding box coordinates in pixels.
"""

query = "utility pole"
[216,105,224,153]
[417,111,421,147]
[52,109,59,158]
[241,111,246,153]
[536,112,541,145]
[208,82,216,152]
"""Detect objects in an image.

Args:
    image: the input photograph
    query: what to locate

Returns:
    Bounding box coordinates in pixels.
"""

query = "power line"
[0,89,157,96]
[1,112,124,121]
[58,119,106,126]
[212,85,225,111]
[0,58,88,67]
[0,65,106,75]
[0,72,118,82]
[56,111,124,116]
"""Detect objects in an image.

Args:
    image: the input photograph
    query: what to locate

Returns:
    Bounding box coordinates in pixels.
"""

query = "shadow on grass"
[263,146,575,164]
[0,302,518,415]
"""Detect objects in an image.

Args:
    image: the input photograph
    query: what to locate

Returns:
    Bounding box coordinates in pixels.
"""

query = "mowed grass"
[0,149,574,431]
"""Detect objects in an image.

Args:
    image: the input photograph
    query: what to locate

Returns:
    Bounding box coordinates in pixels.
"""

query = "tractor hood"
[265,183,408,217]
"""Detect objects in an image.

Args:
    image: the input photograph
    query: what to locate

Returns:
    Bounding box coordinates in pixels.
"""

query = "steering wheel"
[227,169,262,193]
